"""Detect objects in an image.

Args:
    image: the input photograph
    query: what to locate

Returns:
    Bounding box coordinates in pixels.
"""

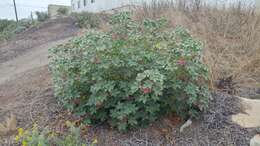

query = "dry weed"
[134,0,260,95]
[0,113,17,136]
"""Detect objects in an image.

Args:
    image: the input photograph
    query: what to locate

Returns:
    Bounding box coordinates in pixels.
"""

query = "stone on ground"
[251,135,260,146]
[232,97,260,128]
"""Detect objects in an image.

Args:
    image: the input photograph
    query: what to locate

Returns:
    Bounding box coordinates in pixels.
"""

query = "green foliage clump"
[57,7,69,16]
[36,11,49,22]
[0,19,37,42]
[49,12,210,131]
[0,19,17,42]
[15,18,37,33]
[71,12,101,29]
[15,122,97,146]
[0,19,16,32]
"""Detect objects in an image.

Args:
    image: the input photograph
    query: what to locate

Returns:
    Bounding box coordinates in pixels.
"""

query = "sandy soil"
[0,39,70,85]
[0,17,78,64]
[0,66,57,127]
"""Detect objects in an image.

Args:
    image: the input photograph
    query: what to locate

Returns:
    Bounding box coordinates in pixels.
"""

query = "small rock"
[250,135,260,146]
[180,119,192,133]
[232,97,260,128]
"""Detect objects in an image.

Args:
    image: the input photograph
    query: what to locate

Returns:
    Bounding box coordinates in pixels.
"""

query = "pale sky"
[0,0,71,20]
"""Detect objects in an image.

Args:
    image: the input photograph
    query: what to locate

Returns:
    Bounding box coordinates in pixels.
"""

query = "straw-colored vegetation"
[133,0,260,94]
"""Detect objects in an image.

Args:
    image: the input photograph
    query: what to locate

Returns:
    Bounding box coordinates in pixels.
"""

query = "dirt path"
[0,17,78,64]
[0,39,70,85]
[0,17,78,86]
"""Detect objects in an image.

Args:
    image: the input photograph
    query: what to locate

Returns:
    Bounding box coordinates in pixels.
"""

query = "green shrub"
[0,20,16,32]
[0,19,37,42]
[15,18,37,33]
[15,122,97,146]
[71,12,101,29]
[0,19,17,42]
[36,11,49,22]
[15,125,52,146]
[57,7,69,16]
[49,12,210,131]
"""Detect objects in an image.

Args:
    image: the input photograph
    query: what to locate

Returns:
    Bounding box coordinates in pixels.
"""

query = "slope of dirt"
[0,17,78,64]
[0,17,78,145]
[0,38,71,85]
[0,66,58,127]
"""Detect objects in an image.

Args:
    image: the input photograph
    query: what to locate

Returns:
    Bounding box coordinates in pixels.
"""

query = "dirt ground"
[0,17,258,146]
[0,18,78,64]
[83,92,257,146]
[0,17,78,145]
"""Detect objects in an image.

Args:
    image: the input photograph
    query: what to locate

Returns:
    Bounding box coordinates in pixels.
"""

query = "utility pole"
[13,0,19,22]
[31,11,34,21]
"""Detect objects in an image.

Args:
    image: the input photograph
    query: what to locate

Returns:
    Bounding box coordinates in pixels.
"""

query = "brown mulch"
[81,92,257,146]
[48,92,257,146]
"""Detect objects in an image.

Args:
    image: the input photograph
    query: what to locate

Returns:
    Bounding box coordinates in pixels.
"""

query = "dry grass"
[133,0,260,95]
[0,114,17,136]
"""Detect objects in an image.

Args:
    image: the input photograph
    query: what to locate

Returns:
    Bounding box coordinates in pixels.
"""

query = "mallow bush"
[49,12,210,131]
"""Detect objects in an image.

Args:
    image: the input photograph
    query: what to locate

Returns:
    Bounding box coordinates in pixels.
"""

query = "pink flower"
[142,87,152,94]
[177,59,186,66]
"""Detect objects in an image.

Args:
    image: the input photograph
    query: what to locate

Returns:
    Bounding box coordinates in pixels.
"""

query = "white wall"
[256,0,260,8]
[71,0,157,12]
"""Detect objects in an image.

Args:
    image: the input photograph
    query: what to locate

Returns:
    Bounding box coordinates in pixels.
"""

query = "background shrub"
[57,7,69,16]
[35,11,49,22]
[0,18,37,42]
[0,19,16,32]
[15,18,37,33]
[0,19,17,42]
[49,12,210,131]
[71,12,101,29]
